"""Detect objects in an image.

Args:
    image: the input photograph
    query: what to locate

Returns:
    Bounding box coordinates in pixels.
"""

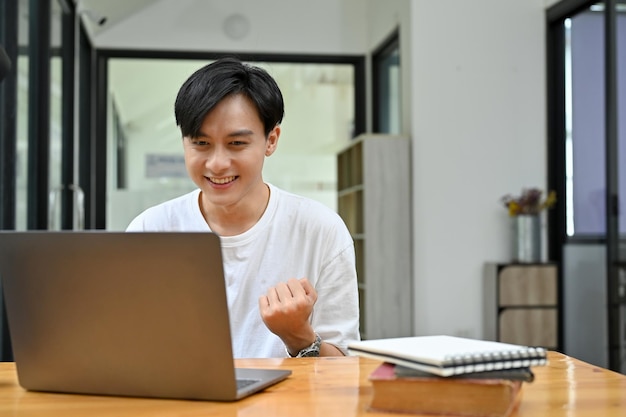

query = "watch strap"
[287,333,322,358]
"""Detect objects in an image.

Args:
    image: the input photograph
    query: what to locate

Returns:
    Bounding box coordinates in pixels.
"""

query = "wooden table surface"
[0,351,624,416]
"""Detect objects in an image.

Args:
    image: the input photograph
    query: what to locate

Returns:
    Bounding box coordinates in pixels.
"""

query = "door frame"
[87,49,367,229]
[546,0,624,372]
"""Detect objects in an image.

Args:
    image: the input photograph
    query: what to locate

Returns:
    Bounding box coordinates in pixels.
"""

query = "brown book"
[368,362,524,417]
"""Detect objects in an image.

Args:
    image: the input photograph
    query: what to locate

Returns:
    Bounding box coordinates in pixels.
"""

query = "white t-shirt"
[126,184,360,358]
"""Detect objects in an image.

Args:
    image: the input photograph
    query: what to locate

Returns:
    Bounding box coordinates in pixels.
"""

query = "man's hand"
[259,278,318,355]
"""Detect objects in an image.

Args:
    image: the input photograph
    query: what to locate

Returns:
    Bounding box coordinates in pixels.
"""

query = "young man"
[127,57,360,358]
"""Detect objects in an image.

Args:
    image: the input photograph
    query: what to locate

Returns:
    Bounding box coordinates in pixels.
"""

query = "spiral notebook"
[348,335,547,377]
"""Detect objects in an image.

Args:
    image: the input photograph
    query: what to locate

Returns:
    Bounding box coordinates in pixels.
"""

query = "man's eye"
[193,140,209,146]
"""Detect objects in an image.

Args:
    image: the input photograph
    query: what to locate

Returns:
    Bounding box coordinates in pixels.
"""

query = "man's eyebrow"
[194,128,254,138]
[227,129,254,137]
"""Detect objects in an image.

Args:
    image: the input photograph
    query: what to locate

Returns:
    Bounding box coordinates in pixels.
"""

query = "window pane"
[374,43,400,134]
[567,9,626,236]
[16,52,28,231]
[48,0,64,229]
[106,59,354,230]
[568,9,606,236]
[569,10,605,236]
[48,55,62,228]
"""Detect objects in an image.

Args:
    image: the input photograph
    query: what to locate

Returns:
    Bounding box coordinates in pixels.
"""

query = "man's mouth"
[208,176,237,185]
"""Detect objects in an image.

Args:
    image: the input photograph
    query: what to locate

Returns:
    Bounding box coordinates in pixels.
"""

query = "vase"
[513,215,541,263]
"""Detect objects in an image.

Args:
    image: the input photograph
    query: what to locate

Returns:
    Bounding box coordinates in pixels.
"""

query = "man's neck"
[200,183,270,236]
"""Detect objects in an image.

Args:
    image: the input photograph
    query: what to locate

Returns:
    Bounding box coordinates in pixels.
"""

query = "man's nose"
[205,146,230,171]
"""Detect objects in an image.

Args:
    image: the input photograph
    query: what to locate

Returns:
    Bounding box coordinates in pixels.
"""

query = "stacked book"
[348,335,547,417]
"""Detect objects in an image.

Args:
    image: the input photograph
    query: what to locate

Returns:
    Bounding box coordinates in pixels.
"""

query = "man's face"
[182,93,279,212]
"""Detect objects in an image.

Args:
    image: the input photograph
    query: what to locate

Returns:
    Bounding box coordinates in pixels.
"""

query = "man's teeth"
[211,177,235,184]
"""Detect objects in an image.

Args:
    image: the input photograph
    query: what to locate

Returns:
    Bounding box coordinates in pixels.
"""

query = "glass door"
[548,0,626,372]
[0,0,77,361]
[606,0,625,374]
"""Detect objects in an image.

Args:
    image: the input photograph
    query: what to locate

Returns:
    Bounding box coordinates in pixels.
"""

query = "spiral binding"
[443,346,547,375]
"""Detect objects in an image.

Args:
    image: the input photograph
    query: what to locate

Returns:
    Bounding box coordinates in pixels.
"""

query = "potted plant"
[500,188,556,263]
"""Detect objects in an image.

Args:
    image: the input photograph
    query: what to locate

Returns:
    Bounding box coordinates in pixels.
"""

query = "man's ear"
[265,125,280,156]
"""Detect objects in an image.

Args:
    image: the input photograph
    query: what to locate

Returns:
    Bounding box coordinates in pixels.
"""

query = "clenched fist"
[259,277,317,354]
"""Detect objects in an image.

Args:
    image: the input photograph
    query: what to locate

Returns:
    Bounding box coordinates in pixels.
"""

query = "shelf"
[337,134,412,340]
[484,263,560,350]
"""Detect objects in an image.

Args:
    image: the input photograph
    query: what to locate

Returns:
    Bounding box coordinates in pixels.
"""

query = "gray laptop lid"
[0,231,290,401]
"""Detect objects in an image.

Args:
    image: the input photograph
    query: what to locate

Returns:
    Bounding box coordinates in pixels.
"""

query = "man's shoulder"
[272,185,337,216]
[270,185,348,231]
[126,189,201,231]
[141,189,198,216]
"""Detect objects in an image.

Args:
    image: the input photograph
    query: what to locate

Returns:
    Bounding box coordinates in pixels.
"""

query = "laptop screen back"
[0,231,262,400]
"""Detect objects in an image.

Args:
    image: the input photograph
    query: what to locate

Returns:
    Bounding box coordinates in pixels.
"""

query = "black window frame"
[88,50,367,229]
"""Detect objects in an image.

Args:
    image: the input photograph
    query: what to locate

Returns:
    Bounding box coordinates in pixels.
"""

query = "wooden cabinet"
[337,134,412,340]
[483,263,560,350]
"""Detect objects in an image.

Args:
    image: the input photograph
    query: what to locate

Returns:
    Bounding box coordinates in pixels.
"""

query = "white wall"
[409,0,548,338]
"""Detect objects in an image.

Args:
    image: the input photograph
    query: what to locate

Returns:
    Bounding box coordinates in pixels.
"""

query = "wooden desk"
[0,351,624,416]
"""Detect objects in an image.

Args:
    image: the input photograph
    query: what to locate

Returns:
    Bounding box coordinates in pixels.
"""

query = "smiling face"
[183,93,279,221]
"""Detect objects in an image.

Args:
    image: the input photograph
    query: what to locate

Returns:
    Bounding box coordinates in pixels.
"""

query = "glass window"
[565,8,626,236]
[373,32,400,134]
[105,59,355,230]
[15,0,28,231]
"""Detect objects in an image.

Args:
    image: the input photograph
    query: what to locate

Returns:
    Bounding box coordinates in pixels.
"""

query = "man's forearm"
[320,341,344,357]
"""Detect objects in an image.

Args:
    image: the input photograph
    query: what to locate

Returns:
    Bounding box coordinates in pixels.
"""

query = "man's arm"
[259,278,344,357]
[319,341,344,356]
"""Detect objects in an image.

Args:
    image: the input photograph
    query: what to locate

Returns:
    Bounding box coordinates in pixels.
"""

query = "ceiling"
[75,0,160,39]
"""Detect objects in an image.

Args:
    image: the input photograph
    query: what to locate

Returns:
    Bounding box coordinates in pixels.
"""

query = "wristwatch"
[288,333,322,358]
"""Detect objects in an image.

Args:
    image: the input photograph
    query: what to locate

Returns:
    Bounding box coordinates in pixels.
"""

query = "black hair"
[174,57,284,138]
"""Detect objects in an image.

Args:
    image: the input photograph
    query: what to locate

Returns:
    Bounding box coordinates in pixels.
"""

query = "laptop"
[0,231,291,401]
